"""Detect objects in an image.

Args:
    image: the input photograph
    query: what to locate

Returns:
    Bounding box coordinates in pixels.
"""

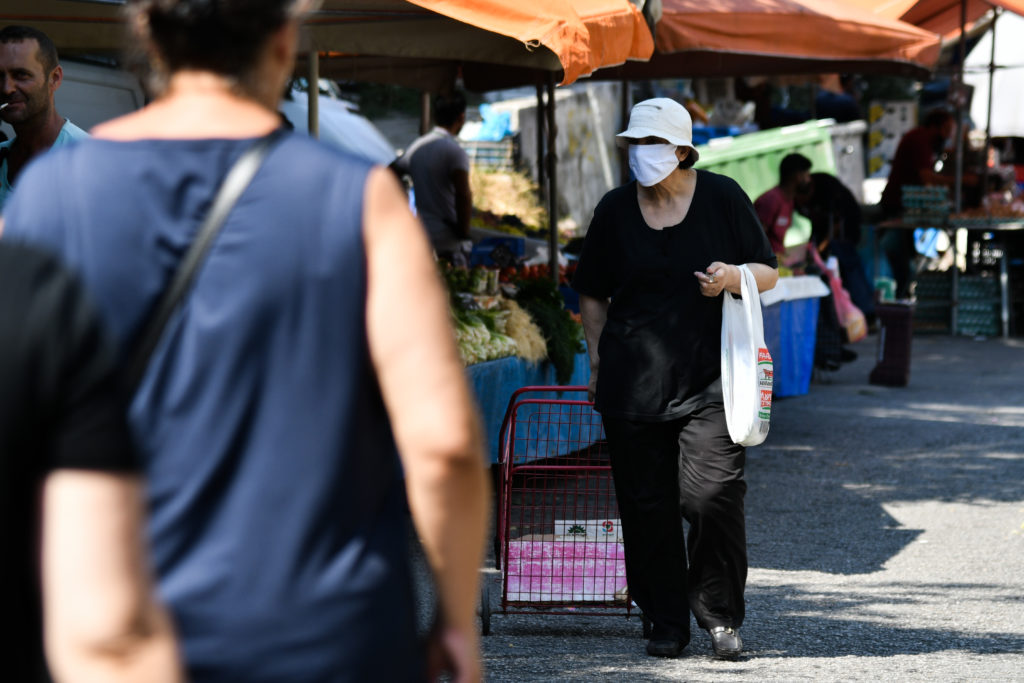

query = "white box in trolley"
[553,519,624,542]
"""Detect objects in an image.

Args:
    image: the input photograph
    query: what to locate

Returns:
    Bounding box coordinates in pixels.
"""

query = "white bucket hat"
[616,97,699,163]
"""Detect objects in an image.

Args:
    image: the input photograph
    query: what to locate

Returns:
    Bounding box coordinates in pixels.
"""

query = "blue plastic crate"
[470,236,525,267]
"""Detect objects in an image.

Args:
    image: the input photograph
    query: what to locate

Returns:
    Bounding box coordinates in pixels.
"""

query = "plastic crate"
[955,275,1000,336]
[464,138,517,171]
[958,275,999,300]
[470,237,525,267]
[956,299,1000,337]
[912,272,951,333]
[914,271,952,299]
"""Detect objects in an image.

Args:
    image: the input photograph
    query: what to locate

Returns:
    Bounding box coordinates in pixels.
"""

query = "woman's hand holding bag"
[721,264,773,446]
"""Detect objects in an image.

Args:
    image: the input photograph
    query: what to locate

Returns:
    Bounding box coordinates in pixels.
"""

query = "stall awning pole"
[546,73,559,286]
[420,92,431,136]
[308,51,319,139]
[982,9,1000,211]
[619,79,631,185]
[951,0,968,336]
[536,83,546,204]
[985,10,1008,338]
[953,0,967,215]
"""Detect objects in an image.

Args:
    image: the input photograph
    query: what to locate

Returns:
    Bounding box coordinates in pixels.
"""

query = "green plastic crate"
[958,275,999,300]
[695,120,837,248]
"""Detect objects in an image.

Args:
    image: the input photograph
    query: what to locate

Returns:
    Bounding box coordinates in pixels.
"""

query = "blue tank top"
[4,133,424,681]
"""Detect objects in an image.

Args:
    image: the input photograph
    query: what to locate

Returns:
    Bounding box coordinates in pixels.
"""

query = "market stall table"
[467,353,590,463]
[875,218,1024,337]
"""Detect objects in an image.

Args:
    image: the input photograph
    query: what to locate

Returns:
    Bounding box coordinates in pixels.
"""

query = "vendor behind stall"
[392,92,473,264]
[754,152,812,258]
[879,108,979,298]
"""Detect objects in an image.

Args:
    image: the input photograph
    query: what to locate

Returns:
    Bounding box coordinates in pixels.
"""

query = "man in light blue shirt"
[1,26,88,213]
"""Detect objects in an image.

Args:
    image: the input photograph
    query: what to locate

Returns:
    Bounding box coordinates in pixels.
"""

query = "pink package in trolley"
[506,538,627,602]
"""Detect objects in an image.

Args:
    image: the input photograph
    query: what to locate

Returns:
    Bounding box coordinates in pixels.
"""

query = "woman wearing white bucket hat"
[571,98,778,660]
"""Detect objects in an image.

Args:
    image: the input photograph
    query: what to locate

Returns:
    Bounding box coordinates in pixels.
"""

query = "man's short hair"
[922,107,953,129]
[0,25,59,74]
[779,153,812,185]
[435,92,467,129]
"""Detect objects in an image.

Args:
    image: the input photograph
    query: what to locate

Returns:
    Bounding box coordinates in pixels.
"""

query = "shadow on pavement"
[744,581,1024,658]
[746,336,1024,574]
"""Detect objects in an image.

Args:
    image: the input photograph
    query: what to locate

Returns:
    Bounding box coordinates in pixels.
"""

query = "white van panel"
[56,60,145,129]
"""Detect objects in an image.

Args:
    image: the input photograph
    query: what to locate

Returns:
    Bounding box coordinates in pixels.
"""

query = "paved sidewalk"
[478,335,1024,681]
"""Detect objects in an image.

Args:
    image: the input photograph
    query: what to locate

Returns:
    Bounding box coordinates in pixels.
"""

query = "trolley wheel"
[641,614,652,639]
[480,582,492,636]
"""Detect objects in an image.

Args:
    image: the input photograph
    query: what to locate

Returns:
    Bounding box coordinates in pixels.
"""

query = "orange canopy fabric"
[311,0,610,84]
[655,0,941,67]
[901,0,993,35]
[571,0,655,70]
[400,0,592,82]
[313,0,651,84]
[849,0,1024,38]
[0,0,617,86]
[310,0,651,88]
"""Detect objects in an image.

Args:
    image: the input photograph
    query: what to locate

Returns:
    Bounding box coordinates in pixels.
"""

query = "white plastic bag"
[721,264,773,446]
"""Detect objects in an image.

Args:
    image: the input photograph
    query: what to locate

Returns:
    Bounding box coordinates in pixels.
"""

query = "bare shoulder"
[363,166,414,227]
[90,108,156,140]
[92,99,280,141]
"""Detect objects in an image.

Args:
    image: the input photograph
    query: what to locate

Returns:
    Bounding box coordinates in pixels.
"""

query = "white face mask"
[628,143,680,187]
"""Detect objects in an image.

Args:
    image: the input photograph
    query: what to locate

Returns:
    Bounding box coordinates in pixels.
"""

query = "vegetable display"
[440,261,583,378]
[471,210,548,240]
[452,308,518,365]
[513,277,585,384]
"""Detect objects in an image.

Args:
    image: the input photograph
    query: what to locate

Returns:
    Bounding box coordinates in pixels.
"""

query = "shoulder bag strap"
[124,128,285,394]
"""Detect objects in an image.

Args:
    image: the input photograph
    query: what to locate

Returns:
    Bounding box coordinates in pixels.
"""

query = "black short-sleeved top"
[572,171,777,421]
[0,242,136,682]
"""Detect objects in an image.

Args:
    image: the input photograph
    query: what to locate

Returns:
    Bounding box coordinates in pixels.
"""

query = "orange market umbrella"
[313,0,653,90]
[0,0,597,86]
[308,0,593,85]
[572,0,654,72]
[441,0,654,90]
[849,0,1024,37]
[598,0,943,79]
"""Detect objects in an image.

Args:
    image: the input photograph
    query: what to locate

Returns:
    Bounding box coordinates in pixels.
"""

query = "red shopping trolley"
[481,386,646,635]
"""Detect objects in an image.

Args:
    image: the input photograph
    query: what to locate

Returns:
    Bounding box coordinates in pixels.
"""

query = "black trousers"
[603,402,747,643]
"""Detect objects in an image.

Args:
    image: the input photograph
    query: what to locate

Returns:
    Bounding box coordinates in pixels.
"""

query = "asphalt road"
[476,334,1024,682]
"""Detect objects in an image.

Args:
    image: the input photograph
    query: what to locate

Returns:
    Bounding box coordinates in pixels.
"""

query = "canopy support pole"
[546,73,559,286]
[619,79,631,185]
[984,9,1006,337]
[982,9,1000,212]
[951,0,969,335]
[420,92,431,136]
[308,51,319,139]
[953,0,967,215]
[536,83,546,204]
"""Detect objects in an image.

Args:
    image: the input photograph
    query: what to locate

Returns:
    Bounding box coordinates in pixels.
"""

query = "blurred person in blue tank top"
[1,0,490,681]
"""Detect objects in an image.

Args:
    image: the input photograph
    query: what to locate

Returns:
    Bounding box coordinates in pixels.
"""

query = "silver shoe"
[707,626,742,659]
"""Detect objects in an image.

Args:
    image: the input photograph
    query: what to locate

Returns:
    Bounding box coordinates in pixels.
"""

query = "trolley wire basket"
[482,386,644,635]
